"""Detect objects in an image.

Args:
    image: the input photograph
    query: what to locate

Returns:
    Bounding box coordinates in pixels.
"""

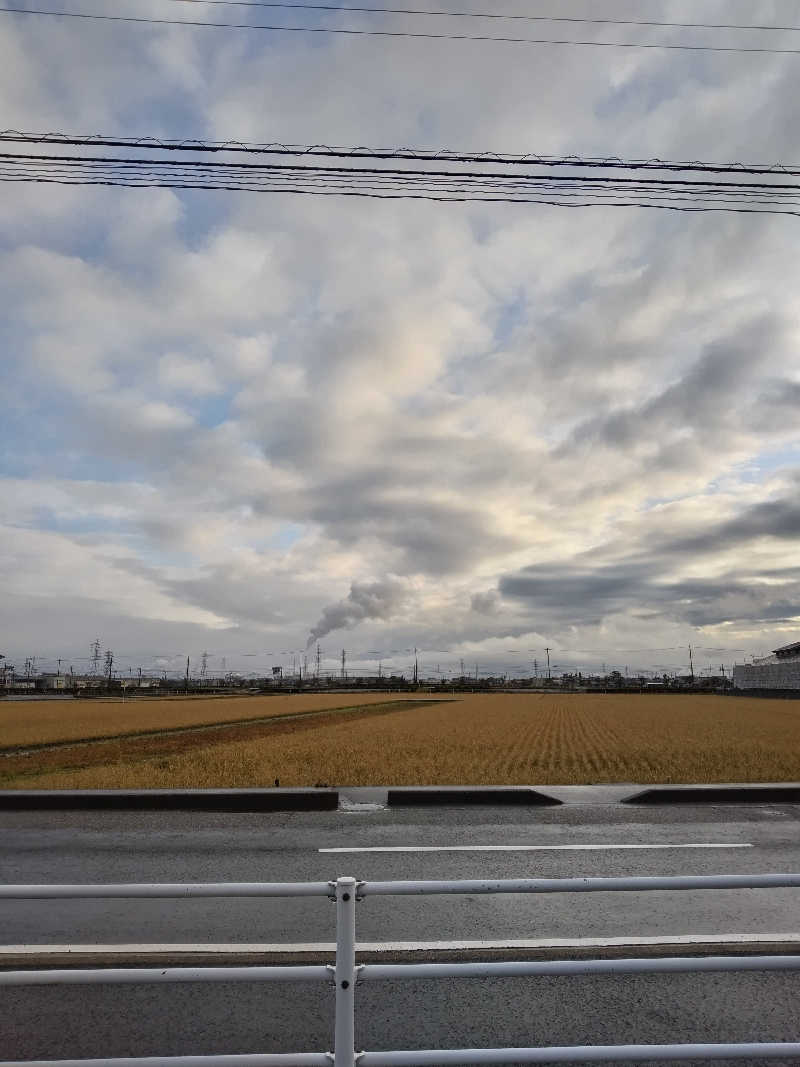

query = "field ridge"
[0,698,443,756]
[0,699,447,786]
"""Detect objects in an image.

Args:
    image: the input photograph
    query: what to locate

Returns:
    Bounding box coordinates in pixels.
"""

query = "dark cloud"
[558,315,782,462]
[500,480,800,630]
[500,559,800,630]
[471,590,500,615]
[665,496,800,560]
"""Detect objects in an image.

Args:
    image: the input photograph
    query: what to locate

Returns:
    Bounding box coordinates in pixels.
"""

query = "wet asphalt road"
[2,803,800,1062]
[2,804,800,945]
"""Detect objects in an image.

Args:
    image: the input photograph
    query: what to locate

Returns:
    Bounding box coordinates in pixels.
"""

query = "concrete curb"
[1,782,800,810]
[0,789,339,811]
[623,784,800,805]
[386,786,562,806]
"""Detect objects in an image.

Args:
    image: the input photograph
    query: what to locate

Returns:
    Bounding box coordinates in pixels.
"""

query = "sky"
[1,0,800,681]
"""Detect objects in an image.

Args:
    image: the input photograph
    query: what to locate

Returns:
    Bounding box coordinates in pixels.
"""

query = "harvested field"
[0,692,423,749]
[0,698,443,786]
[5,692,800,789]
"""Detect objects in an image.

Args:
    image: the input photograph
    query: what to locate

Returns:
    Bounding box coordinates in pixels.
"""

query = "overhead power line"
[5,5,800,55]
[170,0,800,36]
[2,147,800,215]
[2,131,799,178]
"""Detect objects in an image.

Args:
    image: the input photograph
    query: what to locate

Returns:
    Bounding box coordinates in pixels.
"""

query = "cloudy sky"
[2,0,800,680]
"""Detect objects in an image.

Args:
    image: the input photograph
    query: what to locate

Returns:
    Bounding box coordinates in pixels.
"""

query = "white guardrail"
[2,874,800,1065]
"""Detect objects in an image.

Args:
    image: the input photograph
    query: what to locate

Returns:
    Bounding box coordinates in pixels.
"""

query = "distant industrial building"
[733,641,800,690]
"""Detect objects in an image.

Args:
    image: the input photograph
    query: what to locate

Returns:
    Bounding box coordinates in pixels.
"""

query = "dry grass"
[9,692,800,789]
[0,692,423,749]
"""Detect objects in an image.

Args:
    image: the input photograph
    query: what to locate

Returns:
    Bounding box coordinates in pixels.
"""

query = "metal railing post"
[334,876,357,1067]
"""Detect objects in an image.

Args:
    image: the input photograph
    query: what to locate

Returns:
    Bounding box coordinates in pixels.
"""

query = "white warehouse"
[734,641,800,690]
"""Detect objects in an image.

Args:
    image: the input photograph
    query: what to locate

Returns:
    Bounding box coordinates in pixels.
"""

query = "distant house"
[733,641,800,690]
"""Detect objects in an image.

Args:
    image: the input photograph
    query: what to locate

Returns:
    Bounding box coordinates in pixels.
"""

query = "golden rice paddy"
[3,691,799,788]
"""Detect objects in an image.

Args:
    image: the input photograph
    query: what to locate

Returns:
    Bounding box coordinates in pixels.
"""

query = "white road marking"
[3,932,797,956]
[318,842,753,853]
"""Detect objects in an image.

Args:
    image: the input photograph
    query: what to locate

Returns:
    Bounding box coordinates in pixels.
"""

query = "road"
[2,800,800,1062]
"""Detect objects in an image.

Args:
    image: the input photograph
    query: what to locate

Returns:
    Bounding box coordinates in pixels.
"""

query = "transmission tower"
[200,651,208,682]
[90,639,101,677]
[341,649,346,681]
[104,649,114,685]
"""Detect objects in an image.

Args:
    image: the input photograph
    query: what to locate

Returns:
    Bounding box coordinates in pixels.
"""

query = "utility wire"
[12,151,800,190]
[3,151,799,214]
[6,5,800,55]
[169,0,800,36]
[5,151,800,192]
[3,131,800,178]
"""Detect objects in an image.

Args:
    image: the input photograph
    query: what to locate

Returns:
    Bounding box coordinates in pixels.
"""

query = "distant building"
[733,641,800,690]
[37,674,68,690]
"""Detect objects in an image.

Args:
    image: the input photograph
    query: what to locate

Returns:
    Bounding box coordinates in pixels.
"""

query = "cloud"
[4,4,800,677]
[308,579,410,646]
[471,590,500,615]
[499,479,800,631]
[157,353,223,396]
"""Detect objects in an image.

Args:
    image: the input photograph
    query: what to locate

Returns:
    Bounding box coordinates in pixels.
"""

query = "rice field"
[0,691,422,748]
[4,691,800,789]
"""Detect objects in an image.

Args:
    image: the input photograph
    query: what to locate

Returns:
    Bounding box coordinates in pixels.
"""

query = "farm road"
[2,801,800,1061]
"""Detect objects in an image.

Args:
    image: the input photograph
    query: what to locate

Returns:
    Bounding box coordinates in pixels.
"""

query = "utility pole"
[316,644,321,680]
[341,649,346,681]
[460,658,465,681]
[545,647,552,679]
[185,655,190,693]
[57,658,62,677]
[413,647,418,685]
[303,653,308,682]
[475,662,479,682]
[689,644,695,682]
[138,667,142,688]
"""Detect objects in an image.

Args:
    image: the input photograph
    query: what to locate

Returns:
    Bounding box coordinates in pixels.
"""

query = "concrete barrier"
[0,788,339,812]
[387,787,561,806]
[623,784,800,805]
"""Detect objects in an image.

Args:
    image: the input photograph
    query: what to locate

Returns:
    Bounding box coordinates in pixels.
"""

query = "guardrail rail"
[2,873,800,1064]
